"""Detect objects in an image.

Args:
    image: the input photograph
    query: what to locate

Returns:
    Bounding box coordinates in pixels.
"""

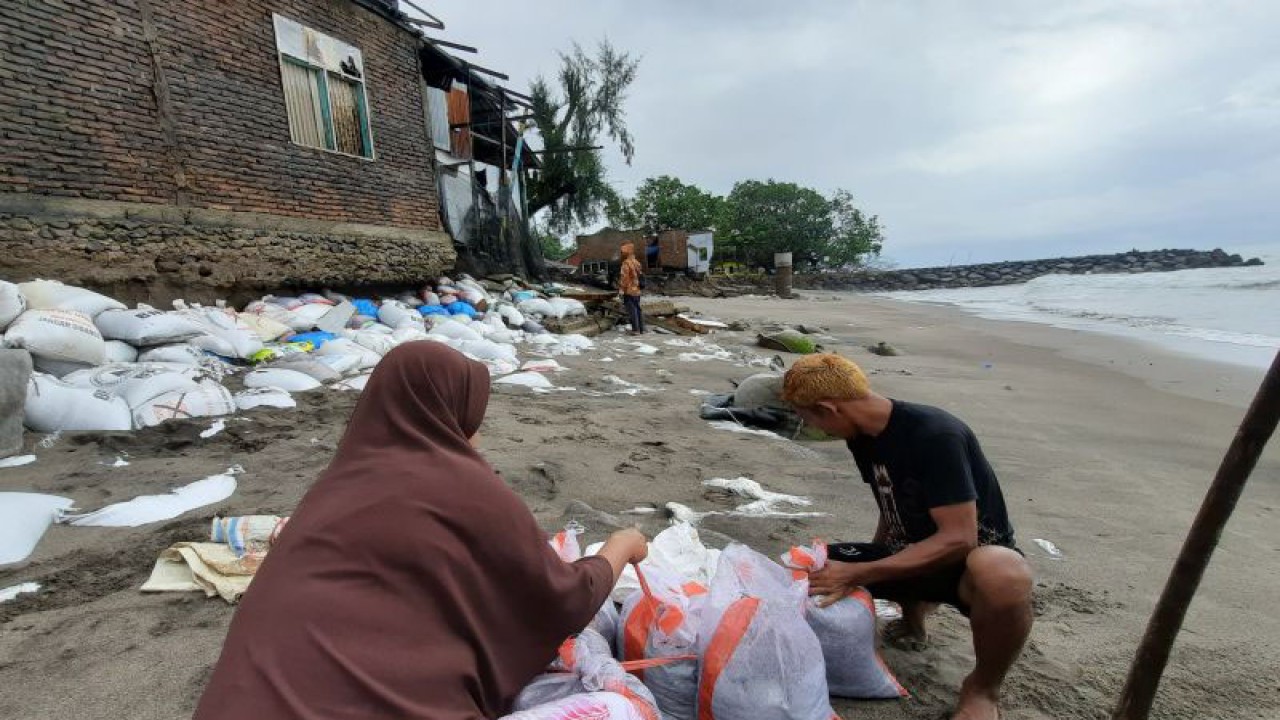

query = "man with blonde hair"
[783,353,1033,720]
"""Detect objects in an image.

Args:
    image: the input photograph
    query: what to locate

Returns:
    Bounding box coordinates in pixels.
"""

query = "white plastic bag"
[236,312,292,342]
[288,303,333,330]
[24,373,133,432]
[494,372,553,390]
[316,338,381,370]
[18,280,125,317]
[243,368,322,392]
[779,542,906,699]
[495,303,526,328]
[605,523,721,604]
[94,308,204,346]
[4,309,107,365]
[513,629,662,719]
[696,544,836,720]
[0,280,27,331]
[618,565,705,720]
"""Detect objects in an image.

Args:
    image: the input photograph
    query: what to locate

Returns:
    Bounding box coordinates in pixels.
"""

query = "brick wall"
[0,0,441,231]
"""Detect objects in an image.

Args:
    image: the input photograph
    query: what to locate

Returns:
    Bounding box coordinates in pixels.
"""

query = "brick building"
[0,0,498,303]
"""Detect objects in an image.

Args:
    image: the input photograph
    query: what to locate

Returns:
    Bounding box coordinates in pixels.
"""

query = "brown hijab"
[194,342,613,720]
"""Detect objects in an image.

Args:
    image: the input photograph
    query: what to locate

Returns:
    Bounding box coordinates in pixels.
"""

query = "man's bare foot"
[952,675,1000,720]
[882,618,930,651]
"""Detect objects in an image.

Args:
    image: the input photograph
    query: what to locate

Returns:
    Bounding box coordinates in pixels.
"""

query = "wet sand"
[1,292,1277,719]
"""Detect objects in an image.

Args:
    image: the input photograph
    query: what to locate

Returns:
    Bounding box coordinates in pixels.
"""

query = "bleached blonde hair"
[782,353,871,407]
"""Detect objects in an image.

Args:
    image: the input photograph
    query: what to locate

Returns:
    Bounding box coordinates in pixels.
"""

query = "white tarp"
[0,492,74,565]
[62,467,241,528]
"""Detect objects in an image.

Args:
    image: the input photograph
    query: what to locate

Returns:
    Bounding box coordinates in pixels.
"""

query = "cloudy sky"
[413,1,1280,268]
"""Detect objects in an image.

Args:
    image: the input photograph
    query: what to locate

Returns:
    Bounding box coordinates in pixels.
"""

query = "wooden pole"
[1111,349,1280,720]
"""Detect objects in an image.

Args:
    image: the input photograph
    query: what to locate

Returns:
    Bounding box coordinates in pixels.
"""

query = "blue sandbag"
[352,298,379,317]
[418,305,450,317]
[445,301,478,318]
[287,330,337,348]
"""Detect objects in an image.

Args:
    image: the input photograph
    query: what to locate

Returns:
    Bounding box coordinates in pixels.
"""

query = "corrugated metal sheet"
[427,87,451,150]
[447,86,471,159]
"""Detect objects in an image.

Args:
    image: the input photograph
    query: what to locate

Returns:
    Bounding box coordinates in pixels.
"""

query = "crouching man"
[782,354,1033,720]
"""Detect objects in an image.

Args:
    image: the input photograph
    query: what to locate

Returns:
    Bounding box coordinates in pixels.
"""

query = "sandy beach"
[2,292,1277,720]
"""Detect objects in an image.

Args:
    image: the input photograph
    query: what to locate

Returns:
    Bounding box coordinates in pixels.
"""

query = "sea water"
[883,246,1280,369]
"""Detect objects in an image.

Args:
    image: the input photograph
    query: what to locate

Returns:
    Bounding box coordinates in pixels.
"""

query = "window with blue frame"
[273,14,374,159]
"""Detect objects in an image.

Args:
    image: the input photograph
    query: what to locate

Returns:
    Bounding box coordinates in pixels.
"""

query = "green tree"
[826,189,884,268]
[719,180,833,268]
[527,40,639,232]
[608,175,723,234]
[537,229,572,261]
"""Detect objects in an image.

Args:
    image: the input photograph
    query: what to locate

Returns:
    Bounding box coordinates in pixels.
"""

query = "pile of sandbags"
[0,275,599,435]
[523,524,907,720]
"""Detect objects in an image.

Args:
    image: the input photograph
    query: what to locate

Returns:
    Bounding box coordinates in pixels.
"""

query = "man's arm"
[810,502,978,600]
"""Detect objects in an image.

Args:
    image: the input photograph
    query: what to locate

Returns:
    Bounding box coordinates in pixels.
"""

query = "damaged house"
[0,0,541,304]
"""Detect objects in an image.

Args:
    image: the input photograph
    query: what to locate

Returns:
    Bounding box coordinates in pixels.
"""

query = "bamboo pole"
[1111,349,1280,720]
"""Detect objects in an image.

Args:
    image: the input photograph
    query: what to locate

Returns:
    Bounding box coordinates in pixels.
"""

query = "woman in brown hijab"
[194,342,648,720]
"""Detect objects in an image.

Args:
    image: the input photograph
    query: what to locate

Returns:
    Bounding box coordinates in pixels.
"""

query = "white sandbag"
[4,309,107,365]
[131,379,236,428]
[236,312,292,342]
[548,298,587,318]
[243,368,321,392]
[501,692,648,720]
[494,372,553,390]
[18,280,124,317]
[138,343,205,365]
[517,298,556,318]
[181,309,264,359]
[428,318,484,344]
[62,467,240,527]
[459,338,518,362]
[94,308,203,346]
[378,300,423,330]
[280,303,330,333]
[0,492,74,564]
[269,359,340,383]
[495,303,525,328]
[234,387,296,411]
[104,340,138,363]
[697,544,835,720]
[331,373,371,392]
[779,542,906,699]
[62,363,205,408]
[316,338,381,370]
[352,330,397,357]
[391,326,430,345]
[0,280,27,331]
[24,373,132,432]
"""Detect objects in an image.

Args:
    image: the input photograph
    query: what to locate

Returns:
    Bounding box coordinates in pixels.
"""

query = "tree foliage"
[717,180,884,269]
[526,41,640,233]
[607,175,723,235]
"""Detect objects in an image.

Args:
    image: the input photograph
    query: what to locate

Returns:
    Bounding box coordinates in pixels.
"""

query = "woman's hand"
[596,528,649,581]
[612,528,649,565]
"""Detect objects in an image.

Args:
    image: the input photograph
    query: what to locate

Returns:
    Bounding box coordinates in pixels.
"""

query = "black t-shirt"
[848,400,1015,551]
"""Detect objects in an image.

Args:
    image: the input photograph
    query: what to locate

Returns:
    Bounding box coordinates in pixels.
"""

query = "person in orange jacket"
[618,243,645,335]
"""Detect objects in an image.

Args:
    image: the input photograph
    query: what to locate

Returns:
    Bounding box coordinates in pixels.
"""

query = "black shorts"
[827,541,1022,617]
